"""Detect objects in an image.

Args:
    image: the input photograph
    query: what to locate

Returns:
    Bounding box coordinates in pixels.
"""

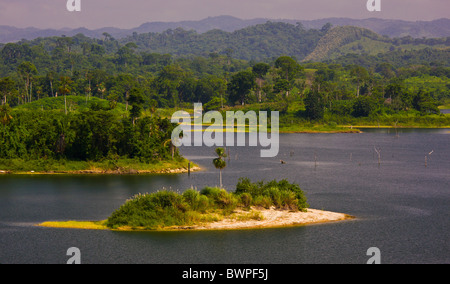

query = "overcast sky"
[0,0,449,29]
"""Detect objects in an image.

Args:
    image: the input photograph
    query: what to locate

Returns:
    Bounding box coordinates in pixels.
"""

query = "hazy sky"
[0,0,449,29]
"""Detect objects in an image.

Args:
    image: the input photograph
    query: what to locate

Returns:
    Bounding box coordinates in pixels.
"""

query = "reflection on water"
[0,129,449,264]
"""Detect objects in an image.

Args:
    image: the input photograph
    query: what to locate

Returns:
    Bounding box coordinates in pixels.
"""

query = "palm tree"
[0,104,13,125]
[58,76,73,115]
[213,148,227,188]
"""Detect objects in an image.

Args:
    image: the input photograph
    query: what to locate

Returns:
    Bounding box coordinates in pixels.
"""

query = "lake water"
[0,129,449,264]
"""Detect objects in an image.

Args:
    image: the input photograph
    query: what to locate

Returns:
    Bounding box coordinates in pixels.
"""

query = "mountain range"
[1,16,449,43]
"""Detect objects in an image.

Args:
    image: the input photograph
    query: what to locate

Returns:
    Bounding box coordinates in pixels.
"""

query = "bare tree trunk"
[29,81,33,102]
[374,147,381,167]
[50,80,54,97]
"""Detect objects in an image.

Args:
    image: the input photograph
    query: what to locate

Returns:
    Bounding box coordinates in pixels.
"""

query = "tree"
[350,66,369,97]
[321,23,333,33]
[275,56,301,82]
[304,89,325,120]
[46,71,57,97]
[273,79,290,97]
[194,75,226,105]
[17,61,37,103]
[112,74,136,110]
[128,87,145,125]
[412,91,439,114]
[227,70,256,105]
[153,65,187,107]
[375,63,396,79]
[58,76,73,115]
[0,77,16,106]
[0,104,13,125]
[116,42,138,68]
[213,148,227,188]
[352,96,375,117]
[252,63,270,102]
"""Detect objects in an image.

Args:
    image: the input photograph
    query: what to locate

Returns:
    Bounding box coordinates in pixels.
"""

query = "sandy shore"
[38,208,354,232]
[179,208,354,231]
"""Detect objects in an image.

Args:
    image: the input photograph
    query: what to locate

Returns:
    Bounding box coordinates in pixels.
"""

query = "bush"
[201,187,238,212]
[352,96,376,117]
[106,179,309,230]
[253,195,273,209]
[235,178,309,211]
[240,193,253,209]
[106,190,191,230]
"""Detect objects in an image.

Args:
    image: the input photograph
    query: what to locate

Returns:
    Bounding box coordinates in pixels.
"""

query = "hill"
[1,21,449,72]
[303,26,384,62]
[121,21,323,61]
[120,22,450,63]
[1,16,449,43]
[304,26,450,62]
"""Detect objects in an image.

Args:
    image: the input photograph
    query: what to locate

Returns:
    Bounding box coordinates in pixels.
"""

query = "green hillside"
[304,26,450,62]
[303,26,383,62]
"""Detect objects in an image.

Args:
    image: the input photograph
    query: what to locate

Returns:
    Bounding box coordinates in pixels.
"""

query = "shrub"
[106,190,190,230]
[235,178,309,211]
[183,189,202,211]
[253,195,273,209]
[240,193,253,209]
[106,179,309,230]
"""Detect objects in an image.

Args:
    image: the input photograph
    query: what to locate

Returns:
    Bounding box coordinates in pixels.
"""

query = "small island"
[38,178,354,231]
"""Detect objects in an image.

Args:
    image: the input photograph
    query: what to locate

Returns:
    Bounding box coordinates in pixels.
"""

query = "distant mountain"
[1,16,449,43]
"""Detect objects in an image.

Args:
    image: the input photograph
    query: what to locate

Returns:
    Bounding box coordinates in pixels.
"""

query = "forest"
[0,22,449,170]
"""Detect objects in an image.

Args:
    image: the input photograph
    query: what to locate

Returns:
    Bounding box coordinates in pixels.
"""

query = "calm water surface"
[0,129,449,264]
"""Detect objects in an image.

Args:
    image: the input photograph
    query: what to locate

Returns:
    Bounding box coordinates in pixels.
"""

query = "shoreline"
[37,208,355,232]
[0,164,201,175]
[342,125,450,129]
[0,166,201,175]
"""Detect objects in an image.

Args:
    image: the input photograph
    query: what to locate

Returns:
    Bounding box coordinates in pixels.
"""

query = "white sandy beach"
[179,208,353,231]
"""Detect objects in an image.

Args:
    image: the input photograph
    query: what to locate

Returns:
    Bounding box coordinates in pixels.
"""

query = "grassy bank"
[0,157,197,175]
[278,124,361,133]
[39,220,109,230]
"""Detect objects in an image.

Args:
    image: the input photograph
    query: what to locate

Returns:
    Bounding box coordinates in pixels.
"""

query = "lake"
[0,129,449,264]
